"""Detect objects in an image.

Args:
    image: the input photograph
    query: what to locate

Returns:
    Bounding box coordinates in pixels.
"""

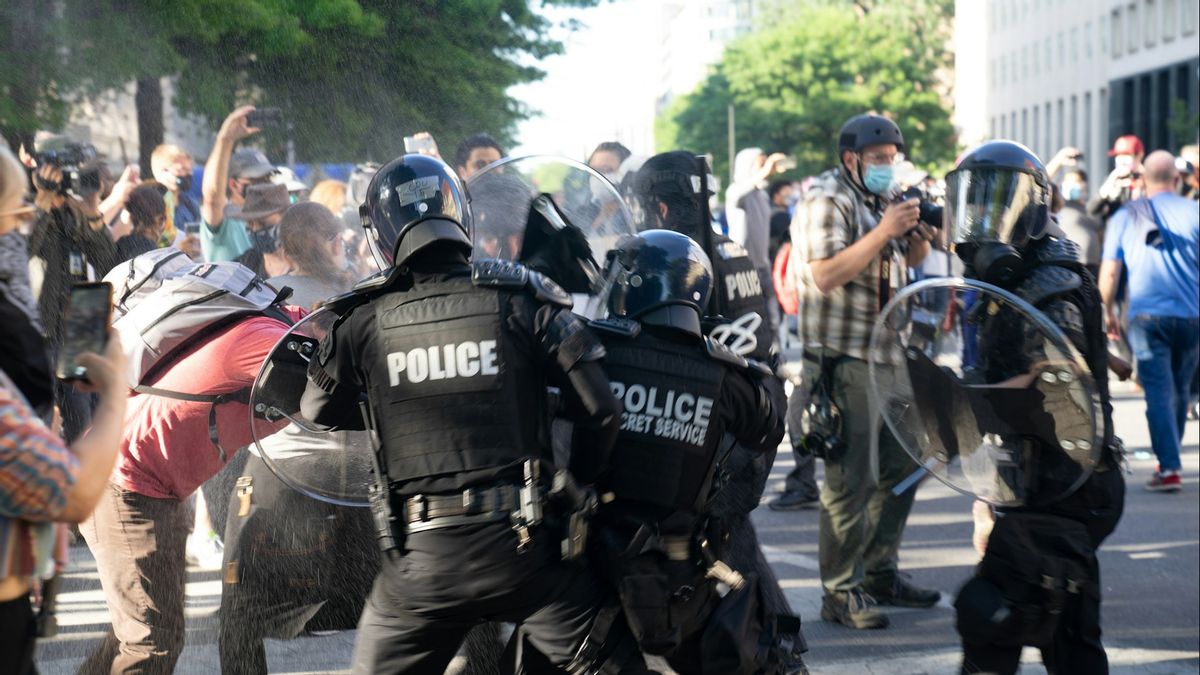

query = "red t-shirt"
[113,312,301,500]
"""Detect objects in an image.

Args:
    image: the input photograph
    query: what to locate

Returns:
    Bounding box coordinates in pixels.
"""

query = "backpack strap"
[133,385,251,463]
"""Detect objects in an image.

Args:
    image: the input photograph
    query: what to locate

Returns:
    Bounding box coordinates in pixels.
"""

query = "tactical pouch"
[618,571,678,654]
[699,573,802,675]
[955,511,1093,647]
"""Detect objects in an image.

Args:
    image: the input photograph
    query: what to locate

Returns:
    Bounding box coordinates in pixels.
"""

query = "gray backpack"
[103,248,294,460]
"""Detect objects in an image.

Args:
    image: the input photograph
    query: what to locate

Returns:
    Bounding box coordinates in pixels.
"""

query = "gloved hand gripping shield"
[868,277,1102,507]
[249,307,374,507]
[467,155,635,317]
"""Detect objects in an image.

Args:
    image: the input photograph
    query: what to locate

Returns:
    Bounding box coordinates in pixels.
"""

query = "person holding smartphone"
[1,140,130,675]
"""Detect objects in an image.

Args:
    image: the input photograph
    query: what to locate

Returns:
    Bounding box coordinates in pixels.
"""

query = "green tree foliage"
[1,0,597,162]
[660,1,957,182]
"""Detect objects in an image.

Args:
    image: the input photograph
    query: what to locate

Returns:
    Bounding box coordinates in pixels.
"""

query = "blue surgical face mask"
[862,163,894,195]
[1063,184,1084,201]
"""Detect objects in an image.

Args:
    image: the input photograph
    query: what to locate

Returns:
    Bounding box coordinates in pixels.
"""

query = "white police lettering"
[726,269,763,301]
[610,381,713,446]
[388,340,499,385]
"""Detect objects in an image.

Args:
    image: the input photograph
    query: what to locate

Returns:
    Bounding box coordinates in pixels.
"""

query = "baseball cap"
[1107,135,1145,157]
[230,149,276,179]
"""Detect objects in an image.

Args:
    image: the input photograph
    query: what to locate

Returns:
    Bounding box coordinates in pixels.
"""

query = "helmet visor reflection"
[946,168,1043,245]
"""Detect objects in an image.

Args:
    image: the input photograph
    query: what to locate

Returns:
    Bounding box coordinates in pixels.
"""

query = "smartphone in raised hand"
[56,282,113,381]
[245,107,283,129]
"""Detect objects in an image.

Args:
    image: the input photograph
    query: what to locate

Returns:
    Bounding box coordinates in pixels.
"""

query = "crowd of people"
[0,97,1196,675]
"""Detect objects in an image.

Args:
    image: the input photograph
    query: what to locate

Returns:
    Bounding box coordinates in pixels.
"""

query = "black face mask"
[174,173,194,194]
[250,224,280,254]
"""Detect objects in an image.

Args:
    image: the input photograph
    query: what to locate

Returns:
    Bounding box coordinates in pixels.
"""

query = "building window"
[1058,32,1066,67]
[1084,91,1093,168]
[1085,21,1094,58]
[1046,36,1053,70]
[1022,45,1029,79]
[1045,103,1053,157]
[1145,0,1157,46]
[1162,0,1176,40]
[1057,99,1065,152]
[1070,95,1078,146]
[1071,27,1079,62]
[1022,109,1029,146]
[1183,0,1197,34]
[1128,3,1139,53]
[1111,9,1122,57]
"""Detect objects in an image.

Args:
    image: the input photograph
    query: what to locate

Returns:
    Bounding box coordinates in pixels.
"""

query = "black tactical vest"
[710,234,773,362]
[369,273,543,484]
[591,321,729,514]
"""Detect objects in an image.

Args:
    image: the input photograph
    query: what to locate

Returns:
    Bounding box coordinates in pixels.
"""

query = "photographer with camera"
[782,114,938,630]
[19,138,120,442]
[1089,135,1146,224]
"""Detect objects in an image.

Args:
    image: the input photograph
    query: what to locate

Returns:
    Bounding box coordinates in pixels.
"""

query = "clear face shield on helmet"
[627,170,715,234]
[467,155,636,317]
[945,168,1046,248]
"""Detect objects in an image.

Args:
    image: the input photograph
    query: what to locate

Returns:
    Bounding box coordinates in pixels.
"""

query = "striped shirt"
[0,373,77,579]
[789,169,907,361]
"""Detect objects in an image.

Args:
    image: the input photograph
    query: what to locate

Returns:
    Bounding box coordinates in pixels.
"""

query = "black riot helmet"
[628,151,713,237]
[946,141,1051,286]
[837,114,906,156]
[360,154,471,269]
[604,230,713,337]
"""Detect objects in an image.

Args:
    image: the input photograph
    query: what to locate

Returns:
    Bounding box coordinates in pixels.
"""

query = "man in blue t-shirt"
[200,106,278,262]
[1100,150,1200,493]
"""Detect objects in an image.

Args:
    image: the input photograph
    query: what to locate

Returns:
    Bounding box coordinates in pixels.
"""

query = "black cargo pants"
[351,518,607,674]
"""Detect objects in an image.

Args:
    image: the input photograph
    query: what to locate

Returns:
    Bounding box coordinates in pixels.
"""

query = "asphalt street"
[34,382,1200,674]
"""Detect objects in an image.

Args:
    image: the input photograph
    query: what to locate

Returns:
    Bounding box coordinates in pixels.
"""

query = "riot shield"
[249,307,374,507]
[869,277,1102,507]
[467,155,636,317]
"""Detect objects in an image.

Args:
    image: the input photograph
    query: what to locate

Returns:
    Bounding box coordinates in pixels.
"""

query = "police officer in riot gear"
[629,151,776,362]
[587,229,790,673]
[625,153,805,671]
[298,154,627,674]
[947,141,1126,674]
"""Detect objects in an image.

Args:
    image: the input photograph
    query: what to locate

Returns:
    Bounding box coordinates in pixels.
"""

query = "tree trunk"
[135,77,164,175]
[5,0,44,154]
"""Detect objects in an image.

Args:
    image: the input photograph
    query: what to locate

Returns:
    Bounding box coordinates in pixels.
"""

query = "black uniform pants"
[352,519,606,674]
[961,469,1126,675]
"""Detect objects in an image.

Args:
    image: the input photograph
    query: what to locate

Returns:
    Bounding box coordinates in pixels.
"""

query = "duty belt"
[400,484,521,534]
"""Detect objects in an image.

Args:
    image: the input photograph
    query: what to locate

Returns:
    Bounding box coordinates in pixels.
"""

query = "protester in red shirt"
[78,310,301,675]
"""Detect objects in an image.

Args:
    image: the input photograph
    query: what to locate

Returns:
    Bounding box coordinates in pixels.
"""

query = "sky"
[509,1,661,160]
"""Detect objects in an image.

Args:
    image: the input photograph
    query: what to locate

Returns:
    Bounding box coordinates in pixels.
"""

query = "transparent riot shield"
[249,307,374,506]
[869,277,1102,507]
[467,155,635,317]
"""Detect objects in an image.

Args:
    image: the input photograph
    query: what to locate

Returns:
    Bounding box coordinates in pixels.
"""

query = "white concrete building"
[955,0,1199,183]
[656,0,757,113]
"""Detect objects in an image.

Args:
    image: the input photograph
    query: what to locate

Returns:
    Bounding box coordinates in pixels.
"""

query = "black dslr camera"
[34,142,102,201]
[899,186,944,230]
[798,358,847,461]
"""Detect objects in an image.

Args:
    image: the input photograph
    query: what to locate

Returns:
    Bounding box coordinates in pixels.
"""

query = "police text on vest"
[388,340,499,385]
[610,381,713,446]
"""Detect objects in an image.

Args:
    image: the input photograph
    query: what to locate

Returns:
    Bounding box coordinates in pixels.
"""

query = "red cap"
[1107,135,1144,157]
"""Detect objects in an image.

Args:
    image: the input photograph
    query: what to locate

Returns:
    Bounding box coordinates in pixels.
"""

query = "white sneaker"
[186,532,225,570]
